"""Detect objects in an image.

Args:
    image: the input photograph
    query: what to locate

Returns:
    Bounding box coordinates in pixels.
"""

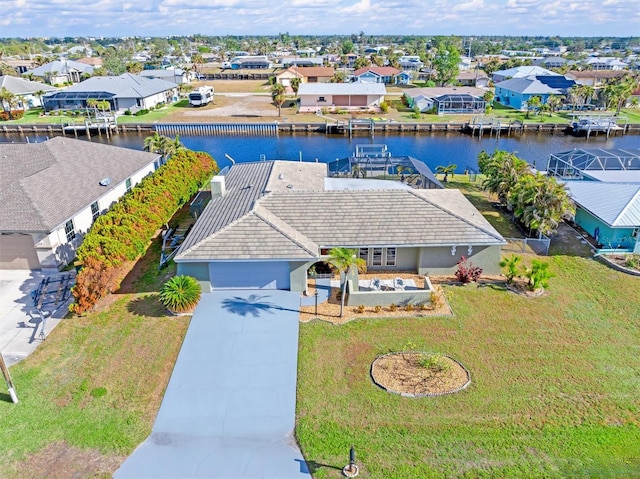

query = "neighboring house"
[2,58,36,74]
[494,75,576,109]
[455,71,490,89]
[566,70,628,87]
[280,57,324,67]
[492,65,559,83]
[24,60,94,85]
[138,68,190,85]
[0,76,57,109]
[546,148,640,252]
[0,137,161,270]
[42,73,177,113]
[586,57,628,70]
[75,57,103,68]
[405,87,486,114]
[398,56,424,70]
[533,57,570,69]
[353,66,402,84]
[276,66,335,88]
[297,83,386,112]
[174,161,505,292]
[230,56,270,69]
[564,182,640,253]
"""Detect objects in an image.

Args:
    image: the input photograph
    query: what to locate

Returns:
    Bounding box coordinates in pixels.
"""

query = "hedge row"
[71,149,219,314]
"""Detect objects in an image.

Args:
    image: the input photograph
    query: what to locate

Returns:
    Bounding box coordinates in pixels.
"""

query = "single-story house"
[0,137,161,270]
[352,66,405,84]
[564,182,640,253]
[456,71,490,89]
[0,76,57,109]
[533,57,570,69]
[280,57,324,68]
[404,87,486,114]
[24,60,94,85]
[42,73,177,113]
[75,57,103,68]
[495,75,576,109]
[230,56,270,70]
[174,161,506,292]
[2,58,36,75]
[566,70,628,87]
[138,68,190,85]
[297,83,386,113]
[492,65,559,83]
[276,66,335,88]
[586,57,628,70]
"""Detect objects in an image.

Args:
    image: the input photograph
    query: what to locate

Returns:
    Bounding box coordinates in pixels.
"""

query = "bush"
[417,353,451,373]
[405,303,414,312]
[355,304,365,314]
[160,275,202,313]
[624,254,640,270]
[500,254,522,284]
[71,149,218,314]
[389,303,398,312]
[379,101,389,113]
[134,109,149,116]
[524,259,554,291]
[374,305,382,313]
[0,110,25,121]
[455,256,483,283]
[124,109,132,115]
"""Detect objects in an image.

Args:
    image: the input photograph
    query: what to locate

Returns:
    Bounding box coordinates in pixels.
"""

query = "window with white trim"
[359,248,368,264]
[64,220,76,242]
[385,247,396,266]
[372,247,382,266]
[125,178,132,192]
[91,202,100,222]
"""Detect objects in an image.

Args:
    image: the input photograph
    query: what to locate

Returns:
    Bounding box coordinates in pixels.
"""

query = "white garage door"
[209,262,290,290]
[0,234,40,270]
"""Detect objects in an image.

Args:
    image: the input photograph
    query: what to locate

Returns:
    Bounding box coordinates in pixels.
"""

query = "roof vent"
[278,173,284,180]
[99,177,112,186]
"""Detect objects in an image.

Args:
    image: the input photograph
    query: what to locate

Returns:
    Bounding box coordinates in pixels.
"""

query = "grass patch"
[296,255,640,478]
[0,294,189,478]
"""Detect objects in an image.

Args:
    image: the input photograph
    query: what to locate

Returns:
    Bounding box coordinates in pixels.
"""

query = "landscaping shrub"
[500,254,522,284]
[160,275,201,313]
[417,353,451,373]
[355,304,365,314]
[379,101,389,113]
[0,110,25,121]
[624,254,640,270]
[124,109,132,115]
[524,259,554,291]
[134,109,149,116]
[455,256,483,283]
[70,149,218,314]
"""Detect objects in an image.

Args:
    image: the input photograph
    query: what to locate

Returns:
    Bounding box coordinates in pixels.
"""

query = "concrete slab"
[0,270,74,366]
[115,291,310,479]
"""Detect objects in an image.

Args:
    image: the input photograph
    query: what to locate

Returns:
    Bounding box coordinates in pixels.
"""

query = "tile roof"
[176,161,505,262]
[286,66,335,78]
[0,137,160,233]
[353,66,401,77]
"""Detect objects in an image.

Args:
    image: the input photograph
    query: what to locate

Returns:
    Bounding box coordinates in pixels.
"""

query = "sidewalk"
[0,270,75,366]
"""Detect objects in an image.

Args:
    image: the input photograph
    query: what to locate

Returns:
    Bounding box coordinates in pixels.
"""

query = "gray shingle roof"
[27,60,94,76]
[60,73,176,99]
[495,77,561,95]
[0,76,57,95]
[0,137,161,233]
[176,161,505,262]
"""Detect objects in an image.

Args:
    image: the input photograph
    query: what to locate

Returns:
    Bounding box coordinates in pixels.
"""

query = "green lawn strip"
[295,256,640,478]
[0,295,189,477]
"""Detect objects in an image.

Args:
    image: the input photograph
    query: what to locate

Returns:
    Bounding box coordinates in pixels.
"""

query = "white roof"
[582,171,640,183]
[494,66,559,78]
[565,181,640,227]
[298,83,386,95]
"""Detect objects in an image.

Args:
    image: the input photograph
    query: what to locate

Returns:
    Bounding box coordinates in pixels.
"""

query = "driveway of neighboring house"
[114,290,310,479]
[0,269,74,367]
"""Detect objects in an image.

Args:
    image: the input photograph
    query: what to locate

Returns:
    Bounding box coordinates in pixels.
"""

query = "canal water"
[3,131,638,172]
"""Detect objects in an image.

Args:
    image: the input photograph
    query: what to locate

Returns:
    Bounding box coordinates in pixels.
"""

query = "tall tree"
[432,41,461,86]
[525,95,542,118]
[325,247,367,317]
[290,77,301,96]
[435,164,457,182]
[0,87,16,112]
[480,150,529,207]
[271,82,286,116]
[143,133,183,162]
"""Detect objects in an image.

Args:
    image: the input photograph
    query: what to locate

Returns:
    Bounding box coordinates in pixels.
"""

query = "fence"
[503,235,551,255]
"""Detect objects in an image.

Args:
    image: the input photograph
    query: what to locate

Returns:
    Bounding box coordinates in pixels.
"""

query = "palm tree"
[126,61,144,74]
[271,82,286,116]
[0,87,16,112]
[325,247,367,317]
[33,89,46,109]
[435,164,457,182]
[525,95,542,118]
[143,133,182,162]
[546,95,562,116]
[290,77,301,96]
[481,151,529,207]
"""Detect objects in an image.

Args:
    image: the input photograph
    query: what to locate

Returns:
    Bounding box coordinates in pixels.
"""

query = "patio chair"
[371,278,381,291]
[394,278,405,290]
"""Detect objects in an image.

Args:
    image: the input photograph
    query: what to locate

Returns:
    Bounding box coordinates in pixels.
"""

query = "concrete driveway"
[114,291,310,479]
[0,269,74,366]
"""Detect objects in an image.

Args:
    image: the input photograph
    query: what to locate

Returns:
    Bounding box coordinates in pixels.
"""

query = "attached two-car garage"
[0,234,40,270]
[208,261,291,290]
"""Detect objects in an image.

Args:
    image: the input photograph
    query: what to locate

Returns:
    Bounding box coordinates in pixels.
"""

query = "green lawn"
[296,255,640,478]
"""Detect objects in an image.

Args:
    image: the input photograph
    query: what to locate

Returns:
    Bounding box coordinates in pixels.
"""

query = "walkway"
[114,291,310,479]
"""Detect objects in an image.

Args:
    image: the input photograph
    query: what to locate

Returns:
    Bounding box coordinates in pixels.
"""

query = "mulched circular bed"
[371,352,471,397]
[505,280,545,297]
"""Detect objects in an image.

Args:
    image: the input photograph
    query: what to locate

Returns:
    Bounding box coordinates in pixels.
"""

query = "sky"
[1,0,639,38]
